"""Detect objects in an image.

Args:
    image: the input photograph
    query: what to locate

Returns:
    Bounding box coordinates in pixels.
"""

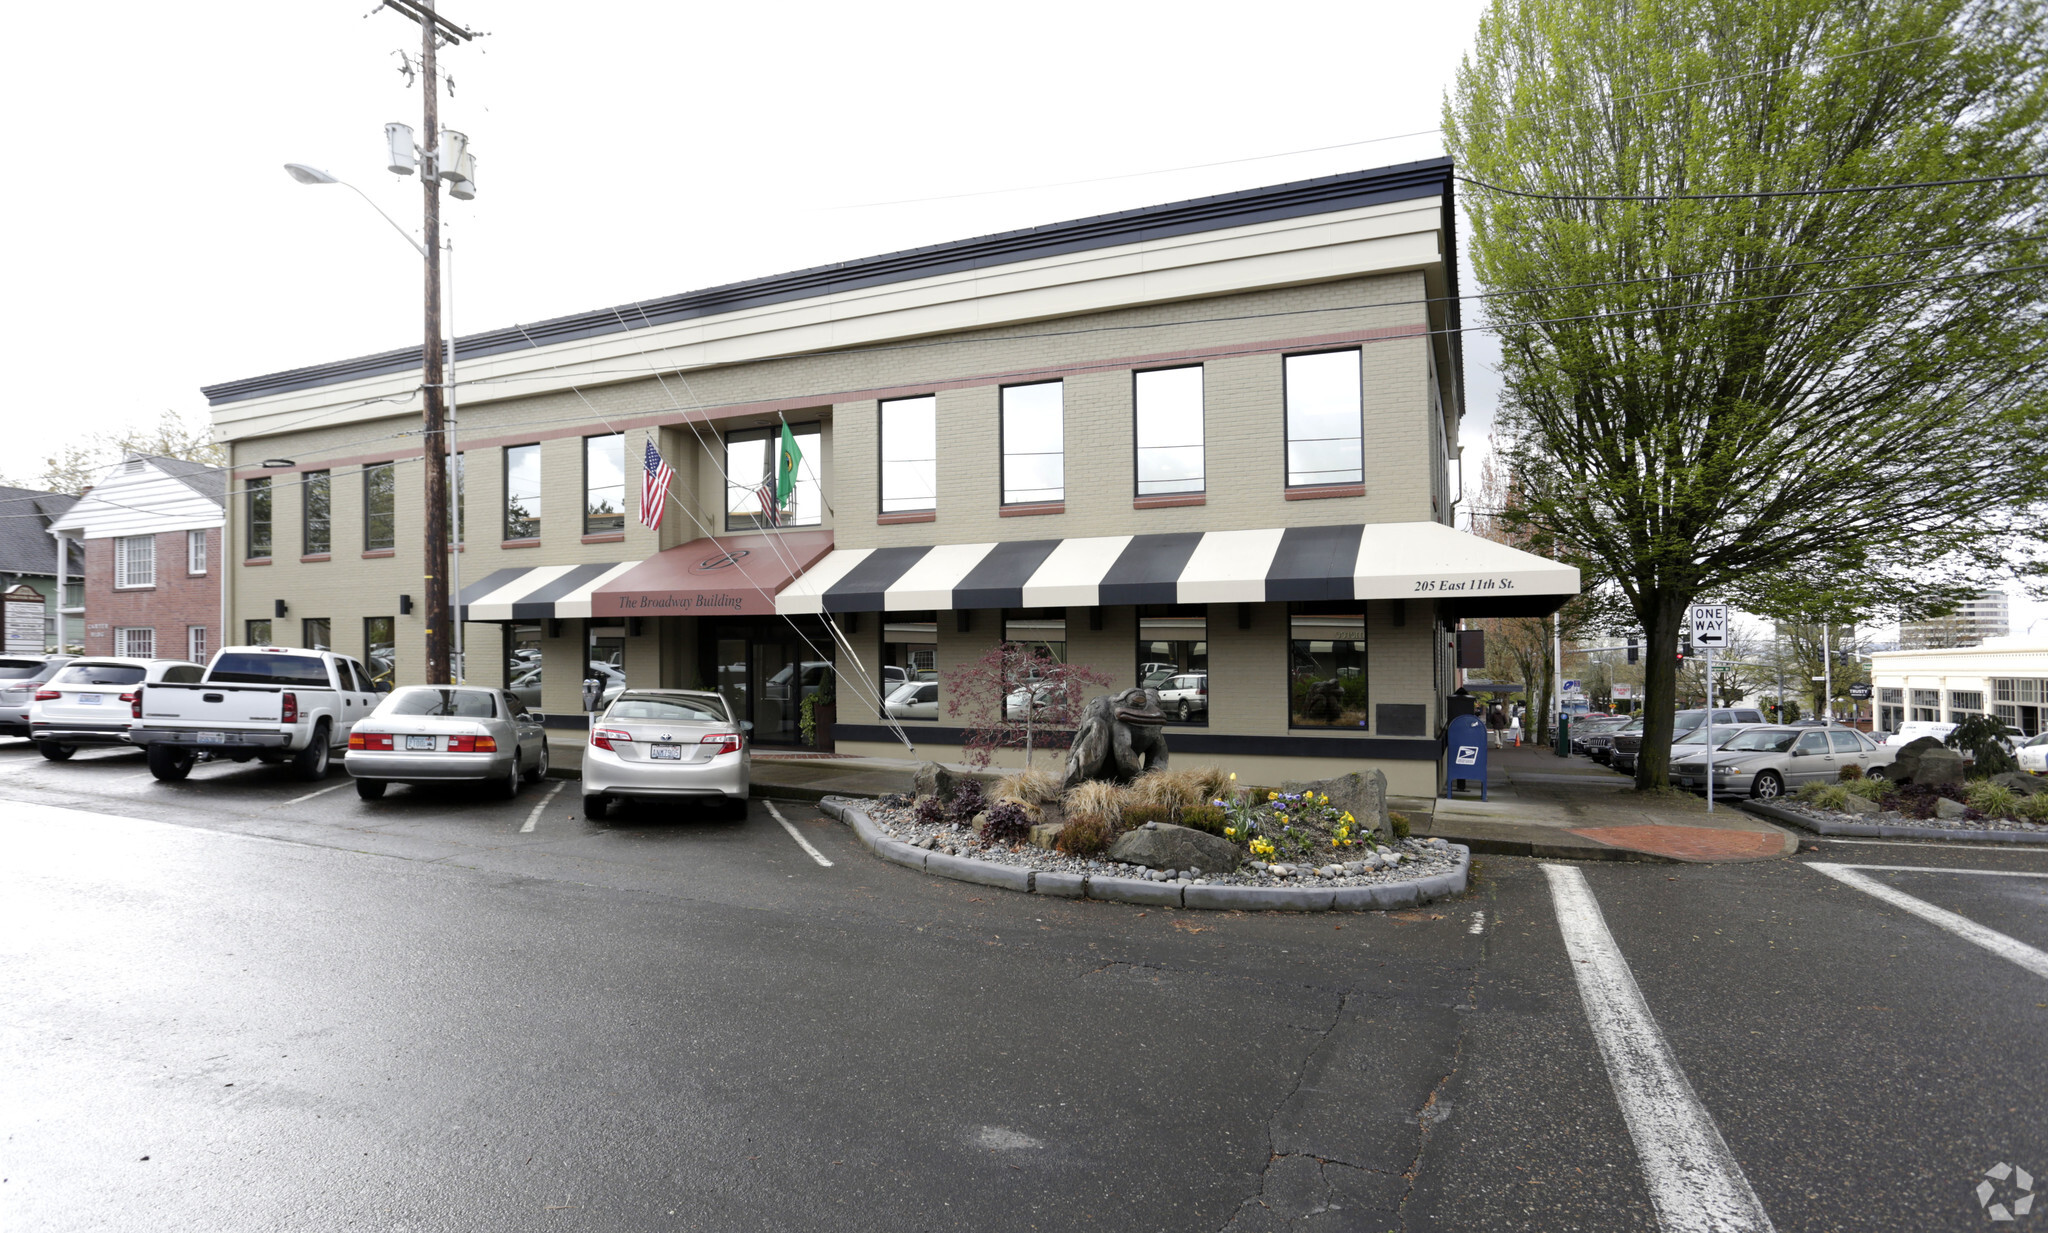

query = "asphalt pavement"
[2,739,2043,1231]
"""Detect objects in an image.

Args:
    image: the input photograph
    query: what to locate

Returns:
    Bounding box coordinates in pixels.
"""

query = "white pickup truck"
[130,645,386,782]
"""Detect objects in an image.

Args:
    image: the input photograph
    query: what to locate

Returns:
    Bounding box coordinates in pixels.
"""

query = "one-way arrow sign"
[1689,603,1730,648]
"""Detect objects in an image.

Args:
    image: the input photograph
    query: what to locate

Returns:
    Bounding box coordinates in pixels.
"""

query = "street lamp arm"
[337,178,429,259]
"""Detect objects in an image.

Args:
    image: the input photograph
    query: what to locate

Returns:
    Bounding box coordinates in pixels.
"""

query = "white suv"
[30,658,205,759]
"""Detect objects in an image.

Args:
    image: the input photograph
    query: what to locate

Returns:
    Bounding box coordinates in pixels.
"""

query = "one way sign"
[1689,604,1730,648]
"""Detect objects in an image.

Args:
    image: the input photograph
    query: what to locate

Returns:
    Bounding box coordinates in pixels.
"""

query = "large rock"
[1888,736,1945,783]
[1839,792,1882,815]
[1991,771,2048,798]
[1913,747,1967,788]
[1028,822,1062,850]
[1108,823,1241,874]
[911,762,959,801]
[1281,769,1391,842]
[1935,796,1970,819]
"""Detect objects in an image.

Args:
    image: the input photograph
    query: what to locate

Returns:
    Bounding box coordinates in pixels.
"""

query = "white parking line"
[1807,862,2048,981]
[1541,864,1776,1233]
[282,781,350,805]
[1468,910,1486,935]
[764,801,833,868]
[1807,836,2048,853]
[521,781,564,833]
[1825,863,2048,879]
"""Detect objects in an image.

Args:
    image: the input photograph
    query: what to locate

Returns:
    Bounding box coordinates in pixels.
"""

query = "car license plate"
[198,731,226,744]
[650,745,683,760]
[79,693,101,706]
[406,735,436,751]
[1677,777,1693,787]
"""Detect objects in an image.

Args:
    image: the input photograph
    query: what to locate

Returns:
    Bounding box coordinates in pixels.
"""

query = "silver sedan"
[346,685,549,800]
[582,689,749,820]
[1671,725,1897,800]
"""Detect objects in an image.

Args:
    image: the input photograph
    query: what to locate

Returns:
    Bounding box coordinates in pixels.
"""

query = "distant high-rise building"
[1900,589,2011,649]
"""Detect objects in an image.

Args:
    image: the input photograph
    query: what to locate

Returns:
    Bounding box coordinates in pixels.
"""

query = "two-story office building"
[201,158,1578,794]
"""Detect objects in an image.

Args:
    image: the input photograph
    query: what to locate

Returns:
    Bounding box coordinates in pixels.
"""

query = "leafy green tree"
[9,410,225,495]
[1446,0,2048,788]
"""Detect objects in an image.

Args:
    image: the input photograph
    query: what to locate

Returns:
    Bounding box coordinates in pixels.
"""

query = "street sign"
[1562,679,1580,693]
[1689,603,1730,648]
[1848,683,1872,700]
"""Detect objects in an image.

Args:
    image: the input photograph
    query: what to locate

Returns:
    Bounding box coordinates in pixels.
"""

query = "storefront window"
[1910,689,1941,723]
[724,422,822,531]
[1004,609,1066,666]
[1949,690,1985,721]
[587,622,626,712]
[364,616,394,687]
[1138,605,1208,725]
[882,611,938,720]
[507,623,542,710]
[1289,608,1368,729]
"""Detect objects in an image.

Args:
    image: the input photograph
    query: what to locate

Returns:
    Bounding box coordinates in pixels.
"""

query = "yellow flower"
[1342,812,1354,823]
[1225,827,1236,837]
[1268,791,1278,801]
[1229,772,1237,781]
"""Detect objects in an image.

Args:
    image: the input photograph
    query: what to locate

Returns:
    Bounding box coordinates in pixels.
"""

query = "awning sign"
[1689,604,1730,648]
[4,585,44,653]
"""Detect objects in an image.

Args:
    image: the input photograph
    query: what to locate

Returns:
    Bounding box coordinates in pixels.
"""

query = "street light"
[281,164,428,258]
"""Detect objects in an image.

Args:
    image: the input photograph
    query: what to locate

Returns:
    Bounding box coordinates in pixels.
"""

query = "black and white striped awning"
[777,522,1578,616]
[458,562,634,621]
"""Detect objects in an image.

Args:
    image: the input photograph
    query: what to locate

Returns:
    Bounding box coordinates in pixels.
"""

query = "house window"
[364,616,395,688]
[1134,367,1204,496]
[1284,349,1364,487]
[188,625,208,664]
[245,619,272,647]
[723,422,822,531]
[116,627,155,658]
[584,435,625,534]
[363,462,396,551]
[303,470,331,555]
[1001,382,1064,505]
[114,535,155,588]
[1138,605,1208,725]
[303,618,332,651]
[504,444,543,540]
[1289,608,1368,729]
[1910,689,1941,722]
[245,478,272,558]
[187,529,208,575]
[880,396,938,513]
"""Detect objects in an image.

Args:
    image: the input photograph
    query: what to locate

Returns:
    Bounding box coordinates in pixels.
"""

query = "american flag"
[639,440,672,530]
[755,480,780,528]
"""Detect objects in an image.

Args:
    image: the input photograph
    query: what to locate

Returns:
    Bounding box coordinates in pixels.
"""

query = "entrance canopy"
[591,530,834,618]
[778,522,1579,617]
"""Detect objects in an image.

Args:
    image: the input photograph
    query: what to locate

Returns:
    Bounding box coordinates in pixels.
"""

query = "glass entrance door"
[710,620,832,746]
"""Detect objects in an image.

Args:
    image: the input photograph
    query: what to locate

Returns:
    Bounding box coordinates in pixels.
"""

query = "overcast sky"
[1,0,2027,636]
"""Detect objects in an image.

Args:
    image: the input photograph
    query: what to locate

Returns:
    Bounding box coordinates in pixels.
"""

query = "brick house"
[49,456,225,662]
[200,159,1579,794]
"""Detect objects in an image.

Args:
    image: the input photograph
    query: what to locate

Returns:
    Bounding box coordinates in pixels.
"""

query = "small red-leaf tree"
[944,641,1114,769]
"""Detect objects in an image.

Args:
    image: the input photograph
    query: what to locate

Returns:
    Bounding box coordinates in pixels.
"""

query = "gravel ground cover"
[1778,799,2048,834]
[866,795,1462,888]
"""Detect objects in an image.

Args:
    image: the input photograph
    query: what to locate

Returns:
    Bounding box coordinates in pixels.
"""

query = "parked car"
[345,685,548,800]
[1883,721,1955,746]
[2018,731,2048,775]
[1571,716,1630,756]
[28,658,205,759]
[583,689,749,820]
[129,645,385,782]
[0,655,77,737]
[885,680,938,720]
[1003,684,1064,720]
[1155,673,1208,721]
[1610,707,1768,774]
[1670,725,1897,799]
[1660,721,1767,766]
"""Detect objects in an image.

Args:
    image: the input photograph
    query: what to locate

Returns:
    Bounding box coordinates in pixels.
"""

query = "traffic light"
[1678,634,1692,663]
[1626,637,1638,665]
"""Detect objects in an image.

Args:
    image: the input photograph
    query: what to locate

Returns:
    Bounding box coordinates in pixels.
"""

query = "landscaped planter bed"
[1741,797,2048,844]
[820,796,1472,911]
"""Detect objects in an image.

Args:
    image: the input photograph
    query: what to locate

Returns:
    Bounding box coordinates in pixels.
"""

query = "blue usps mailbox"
[1445,713,1488,800]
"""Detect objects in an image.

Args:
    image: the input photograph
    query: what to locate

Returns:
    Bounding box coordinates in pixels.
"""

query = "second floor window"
[584,435,626,534]
[1284,349,1363,487]
[364,462,396,551]
[245,477,272,558]
[724,422,822,531]
[505,444,542,539]
[304,470,331,555]
[115,535,155,588]
[187,529,207,575]
[1134,367,1204,496]
[880,396,937,513]
[1001,382,1064,505]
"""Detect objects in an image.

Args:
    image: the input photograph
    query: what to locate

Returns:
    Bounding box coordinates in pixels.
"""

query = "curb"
[1418,831,1675,862]
[818,796,1471,912]
[1740,798,2048,845]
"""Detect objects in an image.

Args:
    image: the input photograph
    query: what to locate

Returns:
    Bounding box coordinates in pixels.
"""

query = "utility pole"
[378,0,477,685]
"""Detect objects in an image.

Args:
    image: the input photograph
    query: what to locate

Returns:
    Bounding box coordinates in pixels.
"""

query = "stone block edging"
[1740,798,2048,845]
[819,796,1471,911]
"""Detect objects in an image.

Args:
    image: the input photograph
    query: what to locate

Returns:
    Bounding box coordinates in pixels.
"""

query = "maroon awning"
[591,530,834,617]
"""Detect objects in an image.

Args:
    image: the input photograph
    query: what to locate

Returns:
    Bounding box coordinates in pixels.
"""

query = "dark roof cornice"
[202,158,1456,407]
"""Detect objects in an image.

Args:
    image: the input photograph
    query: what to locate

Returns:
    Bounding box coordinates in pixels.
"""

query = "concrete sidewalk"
[1410,742,1797,863]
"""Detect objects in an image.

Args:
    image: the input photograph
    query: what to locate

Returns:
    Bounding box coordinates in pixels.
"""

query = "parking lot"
[5,735,2046,1230]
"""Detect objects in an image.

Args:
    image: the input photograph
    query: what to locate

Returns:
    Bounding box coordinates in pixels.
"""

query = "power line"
[1458,169,2048,203]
